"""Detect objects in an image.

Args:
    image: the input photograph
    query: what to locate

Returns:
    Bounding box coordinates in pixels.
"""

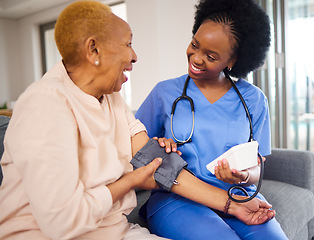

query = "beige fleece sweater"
[0,61,146,240]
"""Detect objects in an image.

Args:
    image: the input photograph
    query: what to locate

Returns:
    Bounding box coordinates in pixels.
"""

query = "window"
[285,0,314,150]
[255,0,314,151]
[40,1,131,107]
[110,2,132,107]
[39,21,59,74]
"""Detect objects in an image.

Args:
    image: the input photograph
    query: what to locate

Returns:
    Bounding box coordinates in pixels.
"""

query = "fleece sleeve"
[124,100,147,137]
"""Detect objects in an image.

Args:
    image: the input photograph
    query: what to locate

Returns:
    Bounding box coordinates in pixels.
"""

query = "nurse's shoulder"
[153,74,188,97]
[236,78,268,103]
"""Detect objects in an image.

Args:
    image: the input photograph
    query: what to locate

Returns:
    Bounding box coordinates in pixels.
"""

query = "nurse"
[135,0,288,239]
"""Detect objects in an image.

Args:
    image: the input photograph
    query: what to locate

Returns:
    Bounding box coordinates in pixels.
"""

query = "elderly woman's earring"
[228,66,232,72]
[95,60,100,66]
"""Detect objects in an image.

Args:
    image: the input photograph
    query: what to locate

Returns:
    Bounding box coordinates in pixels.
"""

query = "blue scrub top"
[136,74,271,194]
[136,75,288,240]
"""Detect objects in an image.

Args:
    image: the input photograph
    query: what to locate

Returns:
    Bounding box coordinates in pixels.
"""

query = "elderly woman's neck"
[64,61,103,101]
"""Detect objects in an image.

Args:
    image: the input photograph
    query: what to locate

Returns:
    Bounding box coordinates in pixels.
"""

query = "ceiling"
[0,0,75,19]
[0,0,122,20]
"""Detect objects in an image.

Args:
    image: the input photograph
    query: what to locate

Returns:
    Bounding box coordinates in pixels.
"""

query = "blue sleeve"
[251,92,271,157]
[135,85,165,138]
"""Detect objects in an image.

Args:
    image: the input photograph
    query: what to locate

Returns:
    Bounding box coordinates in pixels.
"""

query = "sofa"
[127,147,314,239]
[0,115,314,240]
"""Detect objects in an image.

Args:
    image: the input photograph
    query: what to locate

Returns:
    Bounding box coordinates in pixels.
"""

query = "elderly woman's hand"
[129,157,163,190]
[153,137,182,155]
[107,157,163,203]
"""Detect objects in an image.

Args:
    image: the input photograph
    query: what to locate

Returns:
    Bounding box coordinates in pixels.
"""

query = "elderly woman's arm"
[108,131,164,204]
[131,131,150,156]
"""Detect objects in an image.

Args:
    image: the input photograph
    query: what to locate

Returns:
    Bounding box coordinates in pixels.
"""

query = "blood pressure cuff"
[131,138,188,192]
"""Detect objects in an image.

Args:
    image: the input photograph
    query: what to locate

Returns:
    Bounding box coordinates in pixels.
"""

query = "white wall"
[0,0,198,110]
[0,3,68,106]
[0,18,21,105]
[127,0,197,110]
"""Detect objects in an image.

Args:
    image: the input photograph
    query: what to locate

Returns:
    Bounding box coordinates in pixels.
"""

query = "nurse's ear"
[227,57,237,72]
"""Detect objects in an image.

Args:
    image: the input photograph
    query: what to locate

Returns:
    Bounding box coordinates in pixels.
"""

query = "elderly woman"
[0,1,276,240]
[0,2,167,239]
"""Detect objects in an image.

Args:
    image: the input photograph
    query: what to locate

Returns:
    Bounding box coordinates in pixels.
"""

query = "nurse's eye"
[207,55,217,61]
[127,42,132,47]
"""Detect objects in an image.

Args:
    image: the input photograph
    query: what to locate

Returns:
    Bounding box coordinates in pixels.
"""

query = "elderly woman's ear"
[86,38,100,66]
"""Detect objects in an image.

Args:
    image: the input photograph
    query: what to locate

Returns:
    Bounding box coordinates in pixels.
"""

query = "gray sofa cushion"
[260,179,314,240]
[265,148,314,239]
[0,116,10,157]
[264,148,314,192]
[128,190,150,227]
[0,116,10,185]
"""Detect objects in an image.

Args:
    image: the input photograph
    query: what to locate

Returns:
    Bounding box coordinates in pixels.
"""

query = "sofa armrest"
[264,148,314,192]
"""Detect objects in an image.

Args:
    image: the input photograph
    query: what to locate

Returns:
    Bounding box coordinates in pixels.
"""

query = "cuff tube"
[131,139,187,191]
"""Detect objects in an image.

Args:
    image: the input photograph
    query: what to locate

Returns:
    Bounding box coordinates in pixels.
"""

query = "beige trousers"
[123,224,170,240]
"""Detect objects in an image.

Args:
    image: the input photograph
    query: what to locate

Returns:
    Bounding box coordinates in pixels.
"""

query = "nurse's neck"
[193,72,231,90]
[193,73,232,104]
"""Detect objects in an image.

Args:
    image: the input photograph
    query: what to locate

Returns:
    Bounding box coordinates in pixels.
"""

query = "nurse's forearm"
[170,169,275,226]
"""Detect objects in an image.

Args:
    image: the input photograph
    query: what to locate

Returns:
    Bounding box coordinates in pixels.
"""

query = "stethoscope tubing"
[170,75,195,145]
[171,72,263,203]
[227,152,264,203]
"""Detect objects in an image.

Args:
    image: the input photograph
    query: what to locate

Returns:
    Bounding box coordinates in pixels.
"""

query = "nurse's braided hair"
[193,0,271,78]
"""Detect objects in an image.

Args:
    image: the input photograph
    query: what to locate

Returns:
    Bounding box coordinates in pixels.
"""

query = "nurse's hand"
[214,159,248,184]
[153,137,182,155]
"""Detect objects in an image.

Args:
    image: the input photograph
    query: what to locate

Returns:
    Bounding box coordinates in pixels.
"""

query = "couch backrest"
[0,116,10,185]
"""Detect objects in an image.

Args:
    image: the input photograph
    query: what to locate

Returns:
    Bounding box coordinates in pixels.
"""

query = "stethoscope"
[170,70,264,203]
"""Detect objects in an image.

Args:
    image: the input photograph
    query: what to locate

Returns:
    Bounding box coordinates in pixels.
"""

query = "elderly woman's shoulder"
[18,66,71,107]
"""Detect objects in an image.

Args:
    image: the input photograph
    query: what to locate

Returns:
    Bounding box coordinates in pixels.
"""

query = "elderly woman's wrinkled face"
[97,15,137,94]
